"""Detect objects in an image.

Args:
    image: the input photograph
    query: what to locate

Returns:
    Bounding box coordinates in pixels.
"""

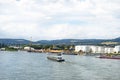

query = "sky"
[0,0,120,41]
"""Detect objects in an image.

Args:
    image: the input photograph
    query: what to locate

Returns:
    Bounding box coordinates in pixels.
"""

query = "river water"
[0,51,120,80]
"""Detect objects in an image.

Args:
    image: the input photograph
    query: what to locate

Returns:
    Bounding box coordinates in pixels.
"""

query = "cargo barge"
[47,54,65,62]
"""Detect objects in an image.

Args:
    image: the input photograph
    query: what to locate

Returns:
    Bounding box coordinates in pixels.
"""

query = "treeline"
[28,44,75,50]
[0,43,7,48]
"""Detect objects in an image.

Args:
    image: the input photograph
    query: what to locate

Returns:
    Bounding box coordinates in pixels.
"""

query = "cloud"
[0,0,120,40]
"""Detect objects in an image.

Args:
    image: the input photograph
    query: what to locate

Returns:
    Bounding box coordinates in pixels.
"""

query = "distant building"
[9,46,22,49]
[24,46,35,51]
[0,48,5,51]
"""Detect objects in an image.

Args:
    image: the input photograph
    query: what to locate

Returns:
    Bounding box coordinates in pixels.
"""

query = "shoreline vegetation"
[1,47,120,56]
[0,44,120,55]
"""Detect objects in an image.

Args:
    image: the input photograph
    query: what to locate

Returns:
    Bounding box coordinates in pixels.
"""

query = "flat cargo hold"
[47,55,65,62]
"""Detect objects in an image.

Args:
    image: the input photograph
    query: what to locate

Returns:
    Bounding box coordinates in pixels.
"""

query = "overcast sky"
[0,0,120,41]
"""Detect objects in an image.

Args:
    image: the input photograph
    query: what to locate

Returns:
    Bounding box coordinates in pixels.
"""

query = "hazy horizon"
[0,0,120,41]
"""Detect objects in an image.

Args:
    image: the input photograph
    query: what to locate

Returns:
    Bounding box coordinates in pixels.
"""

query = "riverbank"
[0,51,120,80]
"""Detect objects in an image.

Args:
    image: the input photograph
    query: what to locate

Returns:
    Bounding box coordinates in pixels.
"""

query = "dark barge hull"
[98,56,120,59]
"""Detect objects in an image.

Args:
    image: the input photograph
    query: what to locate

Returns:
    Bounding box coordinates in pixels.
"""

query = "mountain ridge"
[0,37,120,45]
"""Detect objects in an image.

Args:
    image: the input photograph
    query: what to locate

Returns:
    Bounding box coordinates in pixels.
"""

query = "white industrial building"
[75,45,116,54]
[75,45,103,53]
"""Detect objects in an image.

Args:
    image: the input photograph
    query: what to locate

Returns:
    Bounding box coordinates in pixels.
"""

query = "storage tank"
[114,45,120,53]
